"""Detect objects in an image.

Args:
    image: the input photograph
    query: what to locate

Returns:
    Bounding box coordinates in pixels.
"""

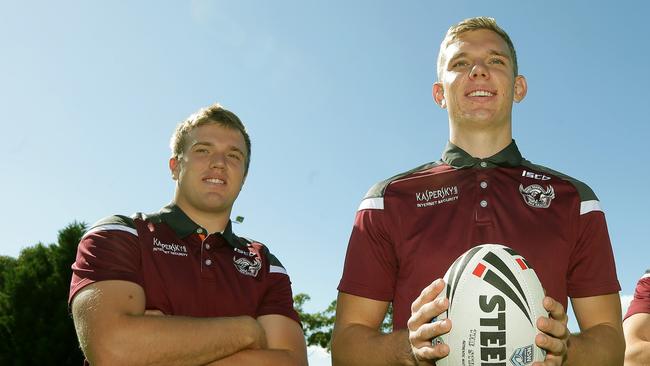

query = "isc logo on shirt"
[521,170,551,181]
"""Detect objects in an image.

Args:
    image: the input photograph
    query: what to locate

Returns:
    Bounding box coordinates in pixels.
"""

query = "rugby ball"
[432,244,547,366]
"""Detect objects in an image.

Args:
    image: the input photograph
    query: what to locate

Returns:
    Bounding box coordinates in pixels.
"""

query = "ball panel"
[432,244,547,366]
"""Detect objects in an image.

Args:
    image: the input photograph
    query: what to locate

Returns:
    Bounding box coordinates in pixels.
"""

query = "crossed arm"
[623,313,650,366]
[332,281,624,366]
[71,280,307,366]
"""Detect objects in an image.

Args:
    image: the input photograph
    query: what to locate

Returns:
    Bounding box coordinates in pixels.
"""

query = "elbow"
[330,325,350,366]
[82,324,142,366]
[84,339,133,366]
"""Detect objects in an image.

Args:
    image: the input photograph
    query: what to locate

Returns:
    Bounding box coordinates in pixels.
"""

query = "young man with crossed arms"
[69,104,307,365]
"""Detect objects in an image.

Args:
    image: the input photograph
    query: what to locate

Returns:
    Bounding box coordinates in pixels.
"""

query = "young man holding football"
[332,17,624,365]
[623,269,650,365]
[69,104,307,365]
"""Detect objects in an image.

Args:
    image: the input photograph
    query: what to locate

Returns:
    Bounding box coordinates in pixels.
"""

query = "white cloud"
[307,345,331,366]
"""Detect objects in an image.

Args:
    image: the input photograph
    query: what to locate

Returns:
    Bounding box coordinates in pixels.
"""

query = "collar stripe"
[580,200,602,215]
[358,197,384,211]
[270,265,287,275]
[84,224,138,238]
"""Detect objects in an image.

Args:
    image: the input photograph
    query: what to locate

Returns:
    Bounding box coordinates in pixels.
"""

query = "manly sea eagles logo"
[233,256,262,277]
[519,184,555,209]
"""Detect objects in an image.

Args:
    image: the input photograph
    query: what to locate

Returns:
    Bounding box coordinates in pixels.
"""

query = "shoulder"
[84,214,138,238]
[520,159,599,202]
[364,161,445,199]
[238,236,289,276]
[357,161,445,211]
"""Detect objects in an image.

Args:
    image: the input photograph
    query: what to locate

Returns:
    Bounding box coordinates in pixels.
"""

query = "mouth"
[466,89,496,97]
[203,178,225,185]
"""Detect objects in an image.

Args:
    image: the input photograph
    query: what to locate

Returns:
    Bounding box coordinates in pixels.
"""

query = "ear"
[513,75,528,103]
[169,157,180,180]
[433,82,446,108]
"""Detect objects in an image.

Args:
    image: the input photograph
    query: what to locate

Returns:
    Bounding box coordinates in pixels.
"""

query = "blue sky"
[1,0,648,354]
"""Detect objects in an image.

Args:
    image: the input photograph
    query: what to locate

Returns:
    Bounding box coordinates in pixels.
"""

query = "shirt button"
[196,228,204,234]
[480,200,488,208]
[480,162,488,168]
[480,181,488,189]
[205,243,211,250]
[205,259,212,266]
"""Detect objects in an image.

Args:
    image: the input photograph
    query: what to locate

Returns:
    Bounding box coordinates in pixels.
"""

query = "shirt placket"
[475,161,492,225]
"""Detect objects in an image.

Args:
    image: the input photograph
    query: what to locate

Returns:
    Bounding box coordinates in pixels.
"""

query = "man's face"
[434,29,526,128]
[170,123,247,217]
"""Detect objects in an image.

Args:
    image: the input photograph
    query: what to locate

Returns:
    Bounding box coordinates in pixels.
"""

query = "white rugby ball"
[432,244,547,366]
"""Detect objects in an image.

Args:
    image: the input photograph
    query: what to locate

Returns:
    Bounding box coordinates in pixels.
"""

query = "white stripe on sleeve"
[358,197,384,211]
[580,200,602,215]
[84,224,138,238]
[269,265,287,275]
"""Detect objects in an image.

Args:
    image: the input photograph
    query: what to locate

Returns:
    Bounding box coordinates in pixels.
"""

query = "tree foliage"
[293,293,393,350]
[0,222,86,365]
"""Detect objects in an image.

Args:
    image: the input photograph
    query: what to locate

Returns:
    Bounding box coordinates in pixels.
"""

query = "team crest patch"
[519,184,555,209]
[233,256,262,277]
[232,242,264,277]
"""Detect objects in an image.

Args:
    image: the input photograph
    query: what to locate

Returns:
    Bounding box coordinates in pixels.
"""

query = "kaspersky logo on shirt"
[152,237,188,257]
[415,185,459,208]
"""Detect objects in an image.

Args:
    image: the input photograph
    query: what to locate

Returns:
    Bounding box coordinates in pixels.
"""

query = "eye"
[488,58,505,65]
[194,148,210,154]
[228,152,243,161]
[452,60,469,68]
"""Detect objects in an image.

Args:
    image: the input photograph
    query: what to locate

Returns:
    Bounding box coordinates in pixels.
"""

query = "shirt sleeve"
[567,208,621,298]
[337,204,398,301]
[68,220,143,305]
[625,275,650,320]
[256,269,301,324]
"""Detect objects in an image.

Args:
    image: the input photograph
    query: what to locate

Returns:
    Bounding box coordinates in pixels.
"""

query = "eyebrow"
[448,49,511,64]
[191,141,246,156]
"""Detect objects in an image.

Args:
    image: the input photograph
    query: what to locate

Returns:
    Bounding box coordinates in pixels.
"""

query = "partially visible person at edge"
[332,17,624,366]
[624,269,650,366]
[68,103,307,365]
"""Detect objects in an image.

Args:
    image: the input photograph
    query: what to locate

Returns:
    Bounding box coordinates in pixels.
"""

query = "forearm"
[625,340,650,366]
[332,326,415,366]
[565,323,625,366]
[206,349,306,366]
[84,314,262,366]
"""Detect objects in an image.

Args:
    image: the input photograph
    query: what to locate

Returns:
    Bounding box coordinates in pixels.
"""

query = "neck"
[449,119,512,158]
[173,200,230,234]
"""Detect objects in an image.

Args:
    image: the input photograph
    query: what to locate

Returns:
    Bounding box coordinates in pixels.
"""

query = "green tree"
[0,255,18,365]
[0,222,86,365]
[294,294,393,351]
[294,293,336,350]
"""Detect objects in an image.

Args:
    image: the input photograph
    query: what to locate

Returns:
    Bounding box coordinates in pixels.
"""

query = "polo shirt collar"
[441,140,523,169]
[157,204,243,249]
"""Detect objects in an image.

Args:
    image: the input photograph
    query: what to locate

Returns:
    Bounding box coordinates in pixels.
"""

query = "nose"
[469,61,489,80]
[209,152,226,169]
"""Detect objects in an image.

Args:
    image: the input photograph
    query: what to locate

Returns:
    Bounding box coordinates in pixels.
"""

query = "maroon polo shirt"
[338,141,620,329]
[624,270,650,320]
[69,204,299,323]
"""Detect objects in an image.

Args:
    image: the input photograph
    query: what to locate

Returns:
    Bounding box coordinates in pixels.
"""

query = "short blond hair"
[170,103,251,174]
[437,17,518,80]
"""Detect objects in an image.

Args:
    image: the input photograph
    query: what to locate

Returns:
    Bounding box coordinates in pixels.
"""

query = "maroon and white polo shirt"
[69,204,299,323]
[625,270,650,320]
[338,141,620,329]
